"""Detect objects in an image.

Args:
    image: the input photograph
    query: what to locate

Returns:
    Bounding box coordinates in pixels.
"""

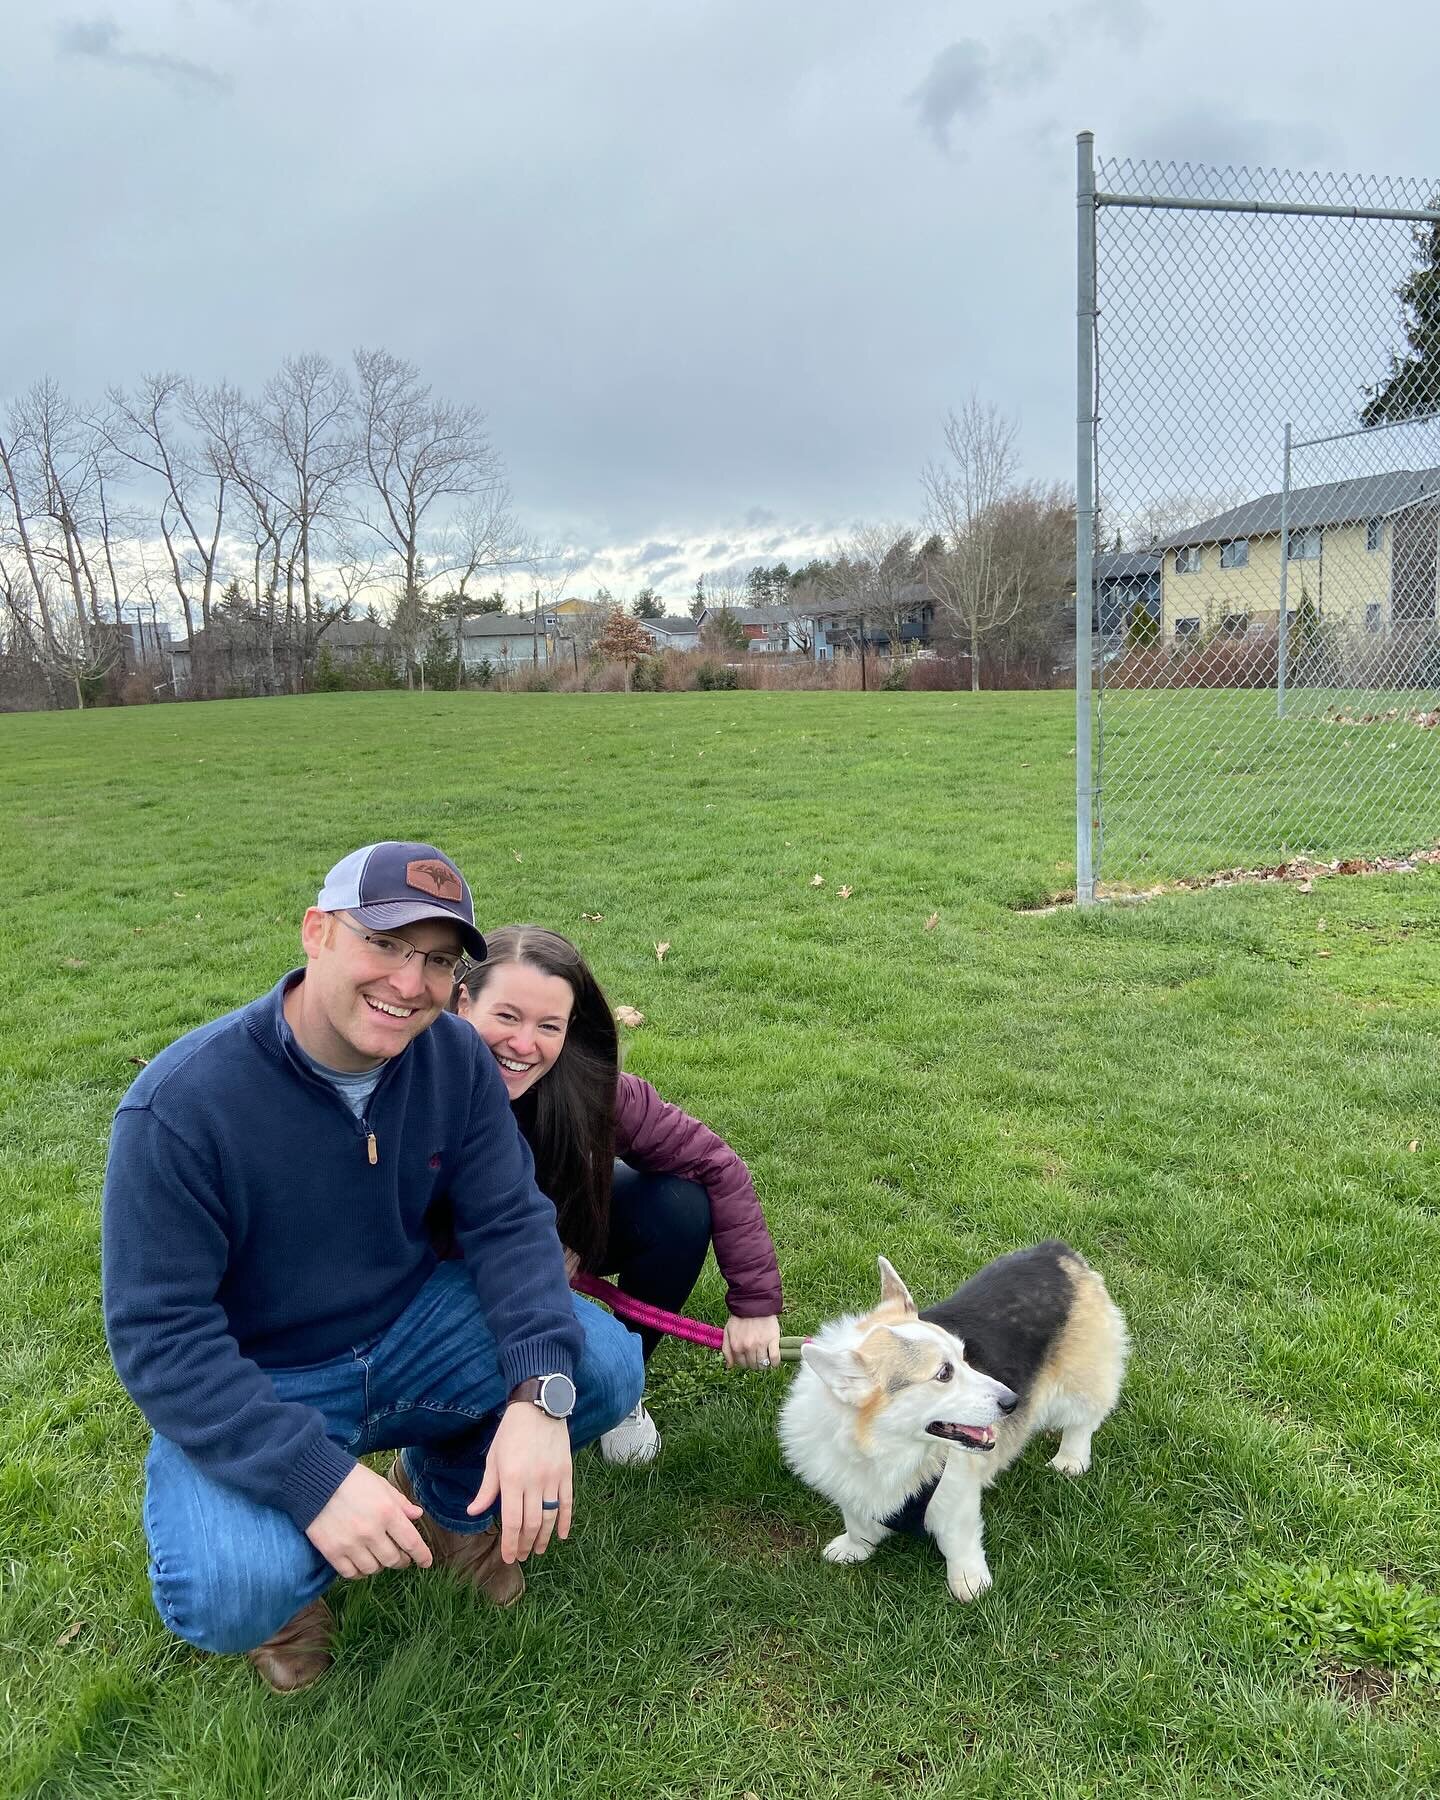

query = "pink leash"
[571,1272,806,1360]
[572,1272,726,1349]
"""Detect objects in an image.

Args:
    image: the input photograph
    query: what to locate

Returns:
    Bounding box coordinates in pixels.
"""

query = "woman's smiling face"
[458,961,575,1100]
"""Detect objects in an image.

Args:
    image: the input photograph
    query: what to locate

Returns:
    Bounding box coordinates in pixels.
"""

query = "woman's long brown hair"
[453,926,618,1269]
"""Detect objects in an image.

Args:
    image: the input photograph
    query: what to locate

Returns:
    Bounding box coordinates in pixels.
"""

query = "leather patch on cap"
[406,858,463,901]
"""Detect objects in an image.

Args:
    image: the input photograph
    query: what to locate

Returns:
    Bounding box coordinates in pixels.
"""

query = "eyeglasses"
[333,913,465,984]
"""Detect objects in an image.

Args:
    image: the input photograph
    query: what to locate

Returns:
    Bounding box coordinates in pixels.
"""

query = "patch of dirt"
[1321,1662,1397,1707]
[1016,843,1440,912]
[703,1504,821,1559]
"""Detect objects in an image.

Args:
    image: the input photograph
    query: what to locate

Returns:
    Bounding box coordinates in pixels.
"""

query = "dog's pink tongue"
[956,1425,994,1446]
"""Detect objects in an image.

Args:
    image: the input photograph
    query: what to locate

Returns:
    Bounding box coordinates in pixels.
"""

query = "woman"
[452,926,783,1466]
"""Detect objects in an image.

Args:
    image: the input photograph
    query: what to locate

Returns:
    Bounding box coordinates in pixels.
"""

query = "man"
[103,841,643,1692]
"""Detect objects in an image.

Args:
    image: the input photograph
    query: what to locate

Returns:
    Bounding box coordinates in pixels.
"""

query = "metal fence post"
[1275,421,1291,718]
[1075,131,1099,904]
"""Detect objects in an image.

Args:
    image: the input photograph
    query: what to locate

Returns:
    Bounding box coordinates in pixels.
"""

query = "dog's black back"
[920,1239,1078,1404]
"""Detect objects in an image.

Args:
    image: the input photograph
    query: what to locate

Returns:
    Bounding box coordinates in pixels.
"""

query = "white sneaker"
[600,1399,661,1466]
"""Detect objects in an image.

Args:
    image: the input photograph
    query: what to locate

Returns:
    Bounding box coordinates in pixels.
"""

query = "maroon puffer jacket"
[614,1073,782,1318]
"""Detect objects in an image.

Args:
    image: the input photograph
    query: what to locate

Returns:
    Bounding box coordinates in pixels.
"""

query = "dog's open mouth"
[925,1422,996,1450]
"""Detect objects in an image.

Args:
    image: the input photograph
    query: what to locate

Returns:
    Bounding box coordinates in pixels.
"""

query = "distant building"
[1159,468,1440,642]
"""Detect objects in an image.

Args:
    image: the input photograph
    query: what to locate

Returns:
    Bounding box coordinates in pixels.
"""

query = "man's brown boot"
[245,1597,335,1693]
[389,1455,525,1607]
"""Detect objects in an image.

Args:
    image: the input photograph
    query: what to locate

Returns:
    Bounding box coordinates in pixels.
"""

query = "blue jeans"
[143,1261,644,1654]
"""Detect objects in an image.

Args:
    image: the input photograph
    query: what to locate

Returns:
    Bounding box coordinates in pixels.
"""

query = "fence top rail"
[1093,190,1440,226]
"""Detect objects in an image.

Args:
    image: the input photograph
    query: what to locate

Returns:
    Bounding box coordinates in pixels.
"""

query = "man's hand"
[468,1402,573,1564]
[305,1463,433,1579]
[722,1313,782,1370]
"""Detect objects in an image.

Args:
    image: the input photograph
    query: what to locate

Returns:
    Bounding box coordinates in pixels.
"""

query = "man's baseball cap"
[315,842,486,961]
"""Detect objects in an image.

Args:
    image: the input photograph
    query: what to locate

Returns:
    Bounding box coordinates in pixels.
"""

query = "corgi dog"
[778,1241,1128,1601]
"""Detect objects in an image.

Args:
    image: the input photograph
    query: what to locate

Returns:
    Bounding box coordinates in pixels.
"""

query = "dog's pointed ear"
[877,1255,917,1316]
[800,1341,873,1403]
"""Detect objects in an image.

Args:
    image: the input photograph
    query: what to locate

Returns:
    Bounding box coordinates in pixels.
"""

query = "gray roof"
[1095,550,1161,581]
[320,619,391,647]
[460,612,558,638]
[1162,468,1440,548]
[646,614,700,634]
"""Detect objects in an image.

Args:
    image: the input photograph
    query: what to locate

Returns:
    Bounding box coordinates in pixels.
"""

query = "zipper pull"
[367,1131,378,1166]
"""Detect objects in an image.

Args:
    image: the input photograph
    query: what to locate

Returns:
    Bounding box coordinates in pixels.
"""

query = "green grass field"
[4,690,1440,1800]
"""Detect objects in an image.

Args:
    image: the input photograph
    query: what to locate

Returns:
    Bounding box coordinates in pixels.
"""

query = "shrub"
[882,659,911,691]
[694,659,739,691]
[1127,600,1160,649]
[1235,1561,1440,1683]
[629,655,662,692]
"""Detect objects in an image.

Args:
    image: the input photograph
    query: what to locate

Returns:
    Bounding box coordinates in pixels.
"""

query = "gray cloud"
[57,15,232,95]
[743,505,778,528]
[629,540,684,568]
[909,40,991,149]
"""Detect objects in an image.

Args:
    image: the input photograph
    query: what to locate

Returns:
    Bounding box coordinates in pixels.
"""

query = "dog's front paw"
[823,1532,876,1564]
[947,1560,992,1602]
[1050,1449,1091,1477]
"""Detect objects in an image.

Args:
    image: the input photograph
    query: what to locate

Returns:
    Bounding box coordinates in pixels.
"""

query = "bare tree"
[839,523,923,652]
[921,396,1022,692]
[352,347,502,682]
[101,372,229,667]
[260,354,356,682]
[431,485,526,679]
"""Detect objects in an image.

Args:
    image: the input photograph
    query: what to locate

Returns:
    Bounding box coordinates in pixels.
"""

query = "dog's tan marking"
[851,1325,947,1448]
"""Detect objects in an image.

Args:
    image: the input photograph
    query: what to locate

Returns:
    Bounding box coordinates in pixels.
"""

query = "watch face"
[539,1373,577,1418]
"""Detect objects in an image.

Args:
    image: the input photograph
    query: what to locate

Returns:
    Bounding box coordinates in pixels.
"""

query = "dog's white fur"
[779,1253,1128,1601]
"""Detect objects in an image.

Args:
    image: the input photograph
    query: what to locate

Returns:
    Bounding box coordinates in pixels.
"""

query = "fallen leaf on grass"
[1316,918,1326,931]
[55,1620,84,1648]
[655,941,670,964]
[581,912,605,922]
[1409,1139,1421,1153]
[924,911,940,931]
[1317,949,1332,958]
[837,886,853,899]
[64,958,87,969]
[614,1006,645,1028]
[809,874,824,888]
[172,891,186,898]
[1297,880,1314,893]
[512,851,523,862]
[127,1056,150,1067]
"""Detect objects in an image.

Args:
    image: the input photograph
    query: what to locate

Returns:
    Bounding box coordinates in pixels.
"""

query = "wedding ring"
[541,1498,560,1511]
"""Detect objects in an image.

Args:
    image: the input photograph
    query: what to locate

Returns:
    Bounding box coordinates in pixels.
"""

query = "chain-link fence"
[1075,137,1440,898]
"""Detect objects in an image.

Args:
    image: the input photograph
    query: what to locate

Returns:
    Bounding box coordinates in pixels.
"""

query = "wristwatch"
[508,1373,577,1420]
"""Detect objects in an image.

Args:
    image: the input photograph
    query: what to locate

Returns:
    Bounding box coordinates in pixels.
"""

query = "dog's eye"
[935,1363,954,1383]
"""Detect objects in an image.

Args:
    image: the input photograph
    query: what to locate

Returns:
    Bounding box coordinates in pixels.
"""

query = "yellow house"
[1159,469,1440,643]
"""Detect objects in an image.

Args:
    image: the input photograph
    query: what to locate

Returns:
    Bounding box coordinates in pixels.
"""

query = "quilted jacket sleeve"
[612,1073,782,1316]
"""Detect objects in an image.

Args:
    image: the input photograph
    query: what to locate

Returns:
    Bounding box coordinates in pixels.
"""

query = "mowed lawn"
[4,690,1440,1800]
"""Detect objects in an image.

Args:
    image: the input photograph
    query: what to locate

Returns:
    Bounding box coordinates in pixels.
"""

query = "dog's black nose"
[996,1387,1019,1415]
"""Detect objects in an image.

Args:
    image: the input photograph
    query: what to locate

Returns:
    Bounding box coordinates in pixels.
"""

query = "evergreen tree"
[631,586,664,619]
[1362,198,1440,426]
[689,574,707,621]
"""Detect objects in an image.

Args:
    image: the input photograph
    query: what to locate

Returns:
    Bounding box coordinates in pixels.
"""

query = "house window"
[1366,518,1384,553]
[1174,616,1201,642]
[1366,601,1383,632]
[1219,539,1250,569]
[1174,547,1202,574]
[1220,613,1249,636]
[1286,527,1321,561]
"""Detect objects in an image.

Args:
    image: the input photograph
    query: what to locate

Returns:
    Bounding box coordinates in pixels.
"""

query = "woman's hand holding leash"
[723,1313,782,1370]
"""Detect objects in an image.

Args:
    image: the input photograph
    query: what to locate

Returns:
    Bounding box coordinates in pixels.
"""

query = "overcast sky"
[7,0,1438,601]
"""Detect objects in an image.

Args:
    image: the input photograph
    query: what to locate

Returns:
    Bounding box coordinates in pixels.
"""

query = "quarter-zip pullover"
[102,971,581,1528]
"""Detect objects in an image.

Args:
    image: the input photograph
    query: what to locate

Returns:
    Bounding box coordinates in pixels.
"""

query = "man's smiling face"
[289,909,463,1071]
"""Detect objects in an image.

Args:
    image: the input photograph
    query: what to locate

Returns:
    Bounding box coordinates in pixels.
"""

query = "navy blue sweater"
[102,973,581,1528]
